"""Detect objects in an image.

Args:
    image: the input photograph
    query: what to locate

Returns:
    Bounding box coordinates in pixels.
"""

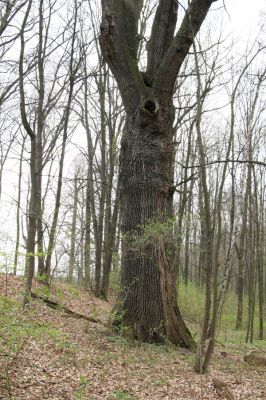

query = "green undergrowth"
[34,279,81,300]
[0,294,69,359]
[1,273,265,399]
[109,391,137,399]
[108,270,266,349]
[178,281,266,349]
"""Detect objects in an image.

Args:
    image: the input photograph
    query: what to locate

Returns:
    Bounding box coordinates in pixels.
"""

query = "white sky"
[0,0,266,264]
[226,0,265,36]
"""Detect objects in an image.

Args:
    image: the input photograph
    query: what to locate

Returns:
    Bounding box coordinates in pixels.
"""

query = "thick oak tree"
[100,0,217,349]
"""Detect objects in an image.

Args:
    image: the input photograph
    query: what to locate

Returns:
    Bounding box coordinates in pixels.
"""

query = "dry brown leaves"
[0,274,265,400]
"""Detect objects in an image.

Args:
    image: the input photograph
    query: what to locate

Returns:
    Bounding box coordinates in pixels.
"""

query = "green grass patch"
[0,294,70,358]
[178,281,266,347]
[109,391,136,400]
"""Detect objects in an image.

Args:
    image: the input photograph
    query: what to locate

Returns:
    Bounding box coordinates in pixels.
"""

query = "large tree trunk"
[100,0,216,350]
[116,104,195,348]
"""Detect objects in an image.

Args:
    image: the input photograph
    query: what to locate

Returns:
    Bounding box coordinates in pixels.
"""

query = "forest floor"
[0,274,265,400]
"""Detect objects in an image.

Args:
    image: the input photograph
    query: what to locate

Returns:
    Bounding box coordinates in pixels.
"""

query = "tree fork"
[100,0,217,349]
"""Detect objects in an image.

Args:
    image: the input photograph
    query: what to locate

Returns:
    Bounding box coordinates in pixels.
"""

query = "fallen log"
[31,292,101,324]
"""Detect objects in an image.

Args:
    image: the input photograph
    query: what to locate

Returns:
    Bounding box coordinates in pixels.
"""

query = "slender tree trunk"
[101,194,119,299]
[253,169,263,340]
[198,184,205,289]
[235,176,248,330]
[94,65,107,296]
[84,167,91,288]
[14,137,26,275]
[79,189,85,285]
[193,40,213,373]
[82,56,102,295]
[113,210,121,272]
[184,174,195,285]
[216,161,236,320]
[175,123,194,282]
[44,3,78,282]
[68,175,78,283]
[23,137,37,306]
[36,0,45,277]
[246,194,256,343]
[19,0,37,307]
[100,82,120,298]
[258,193,264,339]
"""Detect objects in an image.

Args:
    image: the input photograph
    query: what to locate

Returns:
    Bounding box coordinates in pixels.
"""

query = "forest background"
[0,1,266,396]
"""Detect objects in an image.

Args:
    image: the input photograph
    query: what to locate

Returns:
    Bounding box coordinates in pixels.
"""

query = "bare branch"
[100,0,144,111]
[153,0,217,100]
[146,0,178,79]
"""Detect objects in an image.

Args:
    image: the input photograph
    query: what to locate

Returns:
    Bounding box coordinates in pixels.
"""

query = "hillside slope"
[0,274,265,400]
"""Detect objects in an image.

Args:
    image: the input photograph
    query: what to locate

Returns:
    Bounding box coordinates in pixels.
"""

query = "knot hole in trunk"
[143,98,159,116]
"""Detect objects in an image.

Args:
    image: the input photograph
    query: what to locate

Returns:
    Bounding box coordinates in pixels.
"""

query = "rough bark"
[115,106,195,348]
[100,0,216,348]
[114,107,170,337]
